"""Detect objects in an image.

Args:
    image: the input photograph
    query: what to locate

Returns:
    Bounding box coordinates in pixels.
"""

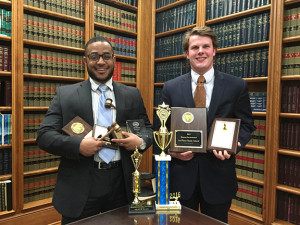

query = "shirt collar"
[191,67,214,85]
[90,78,113,92]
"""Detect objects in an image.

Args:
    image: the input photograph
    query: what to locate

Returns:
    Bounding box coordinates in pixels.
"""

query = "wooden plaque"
[207,118,241,154]
[62,116,92,138]
[169,107,207,153]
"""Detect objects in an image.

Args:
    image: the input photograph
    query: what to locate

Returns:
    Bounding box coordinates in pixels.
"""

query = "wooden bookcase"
[0,0,153,224]
[151,0,300,224]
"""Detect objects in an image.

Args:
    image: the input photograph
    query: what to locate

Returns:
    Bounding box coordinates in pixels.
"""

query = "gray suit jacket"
[37,79,153,217]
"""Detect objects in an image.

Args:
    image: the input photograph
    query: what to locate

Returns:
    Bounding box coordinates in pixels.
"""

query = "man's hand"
[111,132,142,151]
[169,150,194,161]
[212,142,241,160]
[79,137,107,157]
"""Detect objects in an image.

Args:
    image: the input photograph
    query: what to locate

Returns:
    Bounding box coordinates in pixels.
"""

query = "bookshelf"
[0,0,153,224]
[152,0,300,224]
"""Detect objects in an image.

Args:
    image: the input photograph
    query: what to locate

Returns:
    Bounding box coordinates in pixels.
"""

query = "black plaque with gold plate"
[169,107,207,153]
[62,116,92,137]
[207,118,241,154]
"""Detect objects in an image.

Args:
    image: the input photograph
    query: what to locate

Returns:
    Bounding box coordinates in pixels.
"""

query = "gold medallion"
[71,122,85,134]
[182,112,194,124]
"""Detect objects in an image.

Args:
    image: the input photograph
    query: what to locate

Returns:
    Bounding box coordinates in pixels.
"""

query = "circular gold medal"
[71,122,85,134]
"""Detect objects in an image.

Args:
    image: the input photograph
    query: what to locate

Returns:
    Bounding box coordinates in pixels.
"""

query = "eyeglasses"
[87,53,114,62]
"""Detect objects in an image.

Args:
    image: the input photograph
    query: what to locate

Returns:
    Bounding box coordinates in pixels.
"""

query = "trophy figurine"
[128,147,155,214]
[153,102,181,211]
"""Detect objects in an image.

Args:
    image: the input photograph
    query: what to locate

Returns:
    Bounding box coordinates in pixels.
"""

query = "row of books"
[232,181,263,214]
[155,32,184,58]
[235,149,264,181]
[154,87,163,107]
[155,1,196,34]
[95,30,137,57]
[0,180,12,212]
[24,0,85,19]
[279,120,300,151]
[24,48,85,77]
[281,84,300,114]
[282,45,300,76]
[214,48,269,78]
[24,14,85,48]
[0,149,11,175]
[24,113,44,140]
[155,59,190,83]
[0,114,11,145]
[206,0,271,20]
[249,92,267,112]
[249,119,266,146]
[24,144,60,172]
[0,8,11,37]
[283,6,300,38]
[0,45,11,72]
[276,191,300,224]
[0,80,11,106]
[117,0,137,6]
[278,155,300,189]
[24,81,65,107]
[24,173,57,204]
[112,61,136,82]
[211,12,270,49]
[94,2,137,32]
[156,0,178,9]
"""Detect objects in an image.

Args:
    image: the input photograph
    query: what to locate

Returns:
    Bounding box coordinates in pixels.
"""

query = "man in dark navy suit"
[162,26,255,223]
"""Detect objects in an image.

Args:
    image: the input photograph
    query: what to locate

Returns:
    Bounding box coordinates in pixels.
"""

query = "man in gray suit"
[37,36,153,224]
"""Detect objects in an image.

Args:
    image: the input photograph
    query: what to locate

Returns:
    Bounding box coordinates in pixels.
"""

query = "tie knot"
[197,75,205,84]
[98,85,108,92]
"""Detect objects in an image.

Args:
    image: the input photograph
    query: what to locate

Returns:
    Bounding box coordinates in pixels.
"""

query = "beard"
[86,64,114,83]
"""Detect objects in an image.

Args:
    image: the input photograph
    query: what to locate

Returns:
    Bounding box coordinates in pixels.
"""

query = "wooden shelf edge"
[252,112,267,117]
[23,73,85,82]
[282,35,300,43]
[155,54,185,62]
[0,71,11,76]
[245,77,268,82]
[272,219,295,225]
[276,184,300,196]
[0,107,12,112]
[285,0,300,5]
[217,41,270,53]
[206,5,271,25]
[236,175,264,186]
[0,35,11,41]
[230,205,263,222]
[0,0,11,6]
[278,149,300,158]
[279,113,300,118]
[23,198,53,211]
[281,75,300,80]
[0,174,12,181]
[155,24,196,38]
[101,0,137,11]
[24,167,58,177]
[94,22,137,37]
[115,54,137,61]
[23,107,49,112]
[244,144,265,151]
[0,210,15,217]
[156,0,194,13]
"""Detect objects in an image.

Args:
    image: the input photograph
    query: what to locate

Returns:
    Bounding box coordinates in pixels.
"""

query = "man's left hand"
[111,132,142,151]
[212,142,241,160]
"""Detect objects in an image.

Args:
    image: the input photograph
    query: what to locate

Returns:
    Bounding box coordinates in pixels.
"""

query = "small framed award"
[207,118,241,154]
[62,116,92,138]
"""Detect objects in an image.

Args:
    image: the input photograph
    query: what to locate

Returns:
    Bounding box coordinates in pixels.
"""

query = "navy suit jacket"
[162,70,255,204]
[37,79,153,217]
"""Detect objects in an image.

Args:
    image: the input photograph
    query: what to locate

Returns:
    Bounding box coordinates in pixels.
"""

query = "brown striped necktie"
[194,75,206,108]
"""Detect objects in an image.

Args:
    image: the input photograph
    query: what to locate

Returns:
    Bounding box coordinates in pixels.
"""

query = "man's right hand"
[79,137,106,157]
[168,150,194,161]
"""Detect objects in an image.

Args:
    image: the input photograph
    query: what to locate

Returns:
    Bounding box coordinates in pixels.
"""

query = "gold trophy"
[128,147,155,214]
[153,102,181,211]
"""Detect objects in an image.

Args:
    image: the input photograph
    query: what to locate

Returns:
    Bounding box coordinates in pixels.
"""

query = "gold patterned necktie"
[194,75,206,108]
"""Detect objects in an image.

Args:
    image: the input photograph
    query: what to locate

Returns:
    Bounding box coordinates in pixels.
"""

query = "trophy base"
[155,201,182,211]
[128,201,156,214]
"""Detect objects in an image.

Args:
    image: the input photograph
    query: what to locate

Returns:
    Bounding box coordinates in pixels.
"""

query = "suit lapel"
[182,73,194,108]
[207,70,225,126]
[77,79,94,126]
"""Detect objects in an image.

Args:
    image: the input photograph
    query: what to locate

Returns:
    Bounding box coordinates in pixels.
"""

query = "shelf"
[0,0,11,7]
[23,5,85,24]
[23,139,37,144]
[100,0,138,11]
[155,54,185,62]
[0,210,14,217]
[285,0,300,5]
[156,0,195,13]
[206,5,271,25]
[23,39,84,53]
[217,41,270,54]
[0,144,11,149]
[276,184,300,196]
[0,71,11,77]
[279,113,300,119]
[24,167,58,177]
[252,112,266,117]
[282,35,300,44]
[23,198,53,211]
[230,205,263,222]
[272,219,295,225]
[23,73,85,82]
[154,83,164,86]
[117,81,136,86]
[115,54,137,61]
[281,75,300,80]
[0,35,11,41]
[244,144,265,152]
[278,149,300,158]
[24,107,49,112]
[155,24,196,38]
[237,174,264,186]
[94,22,137,37]
[0,174,12,181]
[245,77,268,82]
[0,107,12,112]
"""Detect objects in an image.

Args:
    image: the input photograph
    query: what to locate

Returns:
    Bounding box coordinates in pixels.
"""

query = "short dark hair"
[84,36,114,56]
[182,26,218,52]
